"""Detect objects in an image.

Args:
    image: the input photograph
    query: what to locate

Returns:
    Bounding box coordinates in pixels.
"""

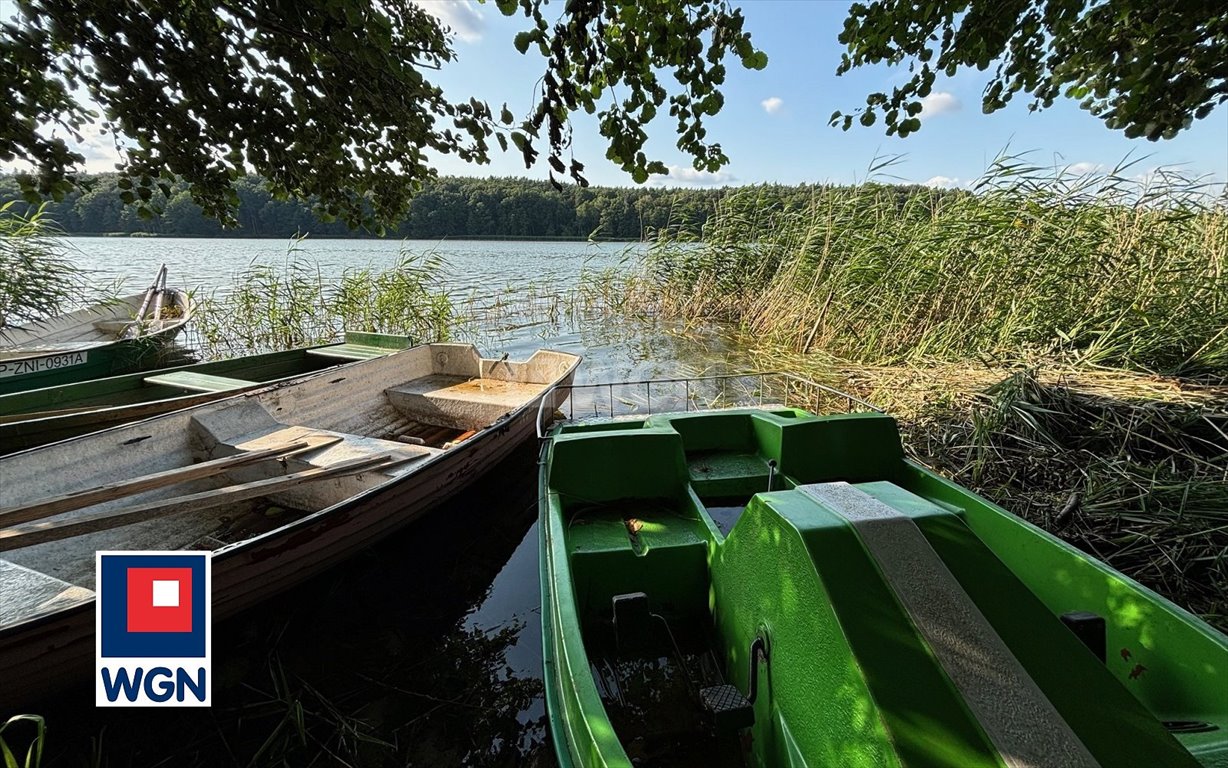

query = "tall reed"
[640,155,1228,376]
[194,242,453,359]
[0,203,97,329]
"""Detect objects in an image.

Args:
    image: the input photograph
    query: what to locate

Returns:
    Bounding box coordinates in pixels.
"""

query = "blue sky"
[422,0,1228,190]
[7,0,1226,190]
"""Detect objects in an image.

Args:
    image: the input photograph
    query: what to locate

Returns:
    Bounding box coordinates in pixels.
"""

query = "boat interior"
[0,291,192,355]
[544,409,1228,767]
[0,344,577,629]
[0,333,411,421]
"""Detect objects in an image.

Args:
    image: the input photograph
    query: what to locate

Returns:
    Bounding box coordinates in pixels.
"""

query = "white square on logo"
[152,579,180,607]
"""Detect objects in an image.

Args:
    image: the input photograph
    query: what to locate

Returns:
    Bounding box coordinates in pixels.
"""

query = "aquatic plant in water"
[0,203,92,329]
[636,153,1228,376]
[193,239,453,359]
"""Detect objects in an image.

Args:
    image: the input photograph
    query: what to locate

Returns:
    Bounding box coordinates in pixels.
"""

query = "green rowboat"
[0,331,412,453]
[540,405,1228,767]
[0,288,193,396]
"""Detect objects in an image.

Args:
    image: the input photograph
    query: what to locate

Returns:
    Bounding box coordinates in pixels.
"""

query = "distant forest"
[0,174,936,240]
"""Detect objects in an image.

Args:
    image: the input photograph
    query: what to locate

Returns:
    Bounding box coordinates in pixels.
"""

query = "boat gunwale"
[537,403,1228,767]
[0,345,581,637]
[0,289,194,356]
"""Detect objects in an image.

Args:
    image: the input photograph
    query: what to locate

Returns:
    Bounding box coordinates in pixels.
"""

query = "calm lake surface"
[69,236,737,381]
[31,237,747,766]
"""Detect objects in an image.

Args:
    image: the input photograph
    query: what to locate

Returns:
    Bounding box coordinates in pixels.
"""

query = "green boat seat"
[304,343,390,361]
[542,410,1226,767]
[566,502,710,623]
[549,428,689,503]
[143,371,257,393]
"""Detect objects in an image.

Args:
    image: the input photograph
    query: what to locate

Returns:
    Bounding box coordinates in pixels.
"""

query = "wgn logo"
[96,552,211,707]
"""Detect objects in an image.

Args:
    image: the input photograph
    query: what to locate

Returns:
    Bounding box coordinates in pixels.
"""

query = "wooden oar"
[0,453,407,552]
[442,430,478,449]
[0,435,343,528]
[121,264,167,338]
[150,265,168,322]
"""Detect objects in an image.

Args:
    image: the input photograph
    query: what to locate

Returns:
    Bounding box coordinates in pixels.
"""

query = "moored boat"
[0,331,413,453]
[540,395,1228,767]
[0,267,193,395]
[0,343,579,709]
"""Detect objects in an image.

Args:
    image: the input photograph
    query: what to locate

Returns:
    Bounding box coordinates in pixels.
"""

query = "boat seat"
[191,401,438,470]
[687,451,775,497]
[304,343,390,362]
[0,559,93,628]
[93,319,136,334]
[566,503,710,620]
[144,371,257,393]
[189,400,441,511]
[385,374,547,430]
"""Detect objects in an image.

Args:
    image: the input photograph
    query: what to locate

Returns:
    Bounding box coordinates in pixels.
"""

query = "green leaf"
[740,50,768,70]
[513,31,534,55]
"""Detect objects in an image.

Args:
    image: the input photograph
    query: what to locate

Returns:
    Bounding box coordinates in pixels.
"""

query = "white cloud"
[1064,161,1105,175]
[74,122,124,172]
[651,165,737,188]
[922,175,966,189]
[416,0,484,43]
[760,97,784,115]
[1,119,124,174]
[920,91,961,117]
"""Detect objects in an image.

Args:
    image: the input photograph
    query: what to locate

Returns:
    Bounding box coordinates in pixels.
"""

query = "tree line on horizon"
[0,174,940,241]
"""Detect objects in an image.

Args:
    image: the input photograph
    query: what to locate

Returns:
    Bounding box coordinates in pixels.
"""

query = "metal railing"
[536,371,881,438]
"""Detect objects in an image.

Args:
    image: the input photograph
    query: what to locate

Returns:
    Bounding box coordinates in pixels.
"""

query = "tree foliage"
[0,0,765,229]
[832,0,1227,140]
[0,173,946,241]
[497,0,765,185]
[0,173,747,239]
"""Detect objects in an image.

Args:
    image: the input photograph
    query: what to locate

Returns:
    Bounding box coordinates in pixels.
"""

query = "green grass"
[193,239,453,359]
[0,714,45,768]
[602,153,1228,632]
[636,154,1228,376]
[0,203,106,329]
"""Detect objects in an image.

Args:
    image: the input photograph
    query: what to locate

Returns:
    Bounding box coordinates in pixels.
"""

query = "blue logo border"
[99,553,208,658]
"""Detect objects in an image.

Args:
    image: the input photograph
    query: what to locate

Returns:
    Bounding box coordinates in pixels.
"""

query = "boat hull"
[0,333,413,453]
[0,291,193,395]
[540,408,1228,768]
[0,347,576,709]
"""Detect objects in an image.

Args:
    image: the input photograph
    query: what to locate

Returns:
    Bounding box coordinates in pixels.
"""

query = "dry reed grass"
[637,154,1228,375]
[753,344,1228,632]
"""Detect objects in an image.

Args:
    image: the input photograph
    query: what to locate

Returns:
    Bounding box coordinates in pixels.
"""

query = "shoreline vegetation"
[80,232,642,242]
[599,156,1227,631]
[0,174,858,241]
[3,156,1226,638]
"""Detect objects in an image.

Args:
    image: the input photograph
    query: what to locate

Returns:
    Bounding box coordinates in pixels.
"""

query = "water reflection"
[37,443,557,767]
[34,239,757,765]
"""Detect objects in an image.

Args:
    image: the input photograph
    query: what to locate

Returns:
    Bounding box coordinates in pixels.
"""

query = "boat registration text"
[0,351,88,377]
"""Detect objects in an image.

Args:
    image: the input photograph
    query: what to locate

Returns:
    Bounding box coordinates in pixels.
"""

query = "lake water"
[68,236,741,382]
[71,236,637,303]
[30,238,747,766]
